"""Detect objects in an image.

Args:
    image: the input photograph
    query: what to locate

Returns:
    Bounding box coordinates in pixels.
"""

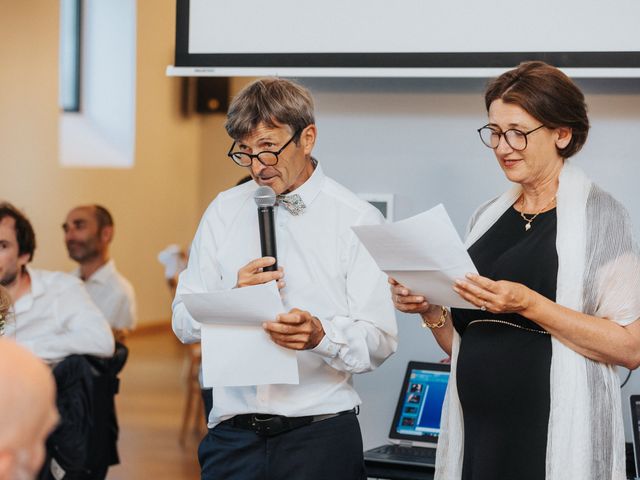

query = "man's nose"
[250,158,267,175]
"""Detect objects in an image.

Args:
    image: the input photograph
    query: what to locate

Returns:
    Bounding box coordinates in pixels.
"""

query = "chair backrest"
[40,343,129,479]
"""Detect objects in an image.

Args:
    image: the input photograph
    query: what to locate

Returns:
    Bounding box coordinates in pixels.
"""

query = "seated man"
[63,205,137,343]
[0,202,114,363]
[0,336,59,480]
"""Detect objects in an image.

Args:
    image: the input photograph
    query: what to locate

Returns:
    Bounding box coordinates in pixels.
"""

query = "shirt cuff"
[311,318,345,358]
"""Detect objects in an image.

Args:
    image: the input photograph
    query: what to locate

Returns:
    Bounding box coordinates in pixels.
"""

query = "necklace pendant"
[525,222,532,231]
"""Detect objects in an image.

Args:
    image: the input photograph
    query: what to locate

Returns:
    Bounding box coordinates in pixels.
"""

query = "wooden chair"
[179,343,206,446]
[161,248,205,445]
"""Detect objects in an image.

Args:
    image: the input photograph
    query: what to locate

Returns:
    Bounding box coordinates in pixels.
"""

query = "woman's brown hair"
[484,61,590,159]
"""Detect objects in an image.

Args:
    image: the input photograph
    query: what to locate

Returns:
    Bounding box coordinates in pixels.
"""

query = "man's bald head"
[63,205,114,265]
[0,339,58,479]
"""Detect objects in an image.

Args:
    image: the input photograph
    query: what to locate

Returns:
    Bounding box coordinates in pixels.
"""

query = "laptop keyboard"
[377,444,436,461]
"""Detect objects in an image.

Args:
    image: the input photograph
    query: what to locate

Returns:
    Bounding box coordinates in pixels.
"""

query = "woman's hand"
[388,277,439,316]
[453,273,536,314]
[389,277,453,356]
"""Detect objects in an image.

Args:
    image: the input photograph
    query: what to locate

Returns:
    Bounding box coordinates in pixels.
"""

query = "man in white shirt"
[172,78,397,480]
[0,202,114,363]
[0,338,59,480]
[63,205,137,342]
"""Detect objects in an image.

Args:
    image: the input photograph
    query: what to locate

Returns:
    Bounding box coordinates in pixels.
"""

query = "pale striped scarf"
[435,161,639,480]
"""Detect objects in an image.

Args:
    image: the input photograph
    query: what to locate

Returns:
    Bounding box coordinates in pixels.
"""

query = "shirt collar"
[13,267,45,314]
[86,259,115,284]
[26,267,45,298]
[72,259,115,284]
[282,158,324,209]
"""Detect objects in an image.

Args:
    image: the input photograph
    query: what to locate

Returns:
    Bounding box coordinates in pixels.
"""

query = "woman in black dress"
[390,61,640,480]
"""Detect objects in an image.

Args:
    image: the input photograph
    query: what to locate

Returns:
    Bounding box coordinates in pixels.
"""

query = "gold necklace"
[519,194,556,231]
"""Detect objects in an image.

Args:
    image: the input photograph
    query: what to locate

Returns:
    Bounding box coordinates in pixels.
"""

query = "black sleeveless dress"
[451,206,557,480]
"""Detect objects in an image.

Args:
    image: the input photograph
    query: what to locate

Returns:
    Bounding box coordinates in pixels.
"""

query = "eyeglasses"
[227,129,302,167]
[477,124,546,151]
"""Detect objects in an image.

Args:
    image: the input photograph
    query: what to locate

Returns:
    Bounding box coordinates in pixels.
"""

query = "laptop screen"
[631,395,640,477]
[389,361,450,444]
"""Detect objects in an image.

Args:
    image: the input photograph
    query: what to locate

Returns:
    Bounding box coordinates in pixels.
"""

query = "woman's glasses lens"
[478,127,527,151]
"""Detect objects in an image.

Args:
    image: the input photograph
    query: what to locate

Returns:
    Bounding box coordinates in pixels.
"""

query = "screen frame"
[631,395,640,478]
[175,0,640,70]
[389,361,450,445]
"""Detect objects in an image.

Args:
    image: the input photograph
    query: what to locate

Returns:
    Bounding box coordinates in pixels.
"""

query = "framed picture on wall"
[358,193,395,222]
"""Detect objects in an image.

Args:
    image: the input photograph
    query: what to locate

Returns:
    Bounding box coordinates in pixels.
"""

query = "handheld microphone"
[254,186,278,272]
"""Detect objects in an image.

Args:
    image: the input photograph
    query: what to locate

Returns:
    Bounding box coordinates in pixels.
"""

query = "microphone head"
[254,186,276,208]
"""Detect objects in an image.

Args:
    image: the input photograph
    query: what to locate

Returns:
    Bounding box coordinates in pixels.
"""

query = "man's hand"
[235,257,284,289]
[263,308,325,350]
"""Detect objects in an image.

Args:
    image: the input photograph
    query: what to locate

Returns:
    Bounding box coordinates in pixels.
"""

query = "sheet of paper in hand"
[181,281,299,387]
[352,204,478,309]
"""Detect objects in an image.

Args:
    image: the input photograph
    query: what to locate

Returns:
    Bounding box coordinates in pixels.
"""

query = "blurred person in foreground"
[0,321,58,480]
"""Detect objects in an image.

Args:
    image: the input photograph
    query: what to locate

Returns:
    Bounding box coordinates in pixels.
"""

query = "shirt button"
[257,387,267,404]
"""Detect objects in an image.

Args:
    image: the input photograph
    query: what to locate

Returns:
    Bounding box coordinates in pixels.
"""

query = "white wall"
[289,77,640,448]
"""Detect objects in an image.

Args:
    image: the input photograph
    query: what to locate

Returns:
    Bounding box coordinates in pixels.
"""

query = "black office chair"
[39,342,129,480]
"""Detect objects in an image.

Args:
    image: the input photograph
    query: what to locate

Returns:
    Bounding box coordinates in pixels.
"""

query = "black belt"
[223,408,355,437]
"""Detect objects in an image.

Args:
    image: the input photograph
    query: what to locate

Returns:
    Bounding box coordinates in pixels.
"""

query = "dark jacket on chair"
[40,342,128,480]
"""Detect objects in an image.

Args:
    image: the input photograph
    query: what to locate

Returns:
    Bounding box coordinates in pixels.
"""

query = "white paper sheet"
[352,204,478,309]
[180,282,299,387]
[181,282,287,326]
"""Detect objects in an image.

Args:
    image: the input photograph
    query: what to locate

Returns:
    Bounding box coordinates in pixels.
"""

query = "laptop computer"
[364,360,450,468]
[631,395,640,479]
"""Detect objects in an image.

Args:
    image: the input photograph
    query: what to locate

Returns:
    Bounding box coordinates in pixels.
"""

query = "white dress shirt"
[6,268,115,363]
[73,260,137,330]
[172,164,397,427]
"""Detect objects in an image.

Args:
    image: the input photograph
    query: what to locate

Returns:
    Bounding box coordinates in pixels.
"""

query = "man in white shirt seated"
[0,337,59,480]
[172,78,398,480]
[63,204,137,343]
[0,202,114,363]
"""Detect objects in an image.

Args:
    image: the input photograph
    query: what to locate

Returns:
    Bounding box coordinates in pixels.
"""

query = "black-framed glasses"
[227,129,302,167]
[477,124,546,151]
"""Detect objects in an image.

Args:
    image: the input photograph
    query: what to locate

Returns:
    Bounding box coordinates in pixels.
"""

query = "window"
[58,0,136,168]
[59,0,81,112]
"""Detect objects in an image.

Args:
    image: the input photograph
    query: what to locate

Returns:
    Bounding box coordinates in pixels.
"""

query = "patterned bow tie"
[277,194,306,216]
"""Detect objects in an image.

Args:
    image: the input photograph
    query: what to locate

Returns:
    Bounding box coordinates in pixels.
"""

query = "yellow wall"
[1,1,241,325]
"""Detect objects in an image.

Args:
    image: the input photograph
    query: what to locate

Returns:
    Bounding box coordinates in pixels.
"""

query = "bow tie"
[277,194,306,216]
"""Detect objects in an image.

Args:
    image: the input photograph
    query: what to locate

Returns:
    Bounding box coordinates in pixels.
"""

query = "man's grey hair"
[225,78,315,141]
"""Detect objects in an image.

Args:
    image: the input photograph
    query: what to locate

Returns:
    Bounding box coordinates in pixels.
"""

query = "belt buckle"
[252,414,286,436]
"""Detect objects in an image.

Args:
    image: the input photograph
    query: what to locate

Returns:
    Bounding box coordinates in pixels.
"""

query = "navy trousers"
[198,412,366,480]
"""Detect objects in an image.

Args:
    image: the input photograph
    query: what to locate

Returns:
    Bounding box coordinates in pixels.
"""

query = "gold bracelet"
[421,306,448,329]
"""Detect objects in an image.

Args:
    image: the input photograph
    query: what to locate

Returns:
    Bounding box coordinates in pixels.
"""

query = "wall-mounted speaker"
[195,77,229,114]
